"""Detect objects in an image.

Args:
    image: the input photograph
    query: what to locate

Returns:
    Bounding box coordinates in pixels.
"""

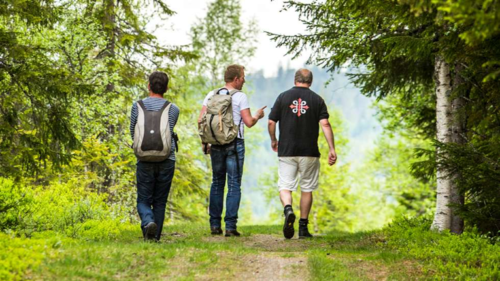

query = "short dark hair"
[295,68,313,84]
[149,71,169,95]
[224,64,245,82]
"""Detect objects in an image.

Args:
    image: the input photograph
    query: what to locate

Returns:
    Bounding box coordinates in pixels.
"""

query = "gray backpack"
[199,88,241,145]
[133,100,172,162]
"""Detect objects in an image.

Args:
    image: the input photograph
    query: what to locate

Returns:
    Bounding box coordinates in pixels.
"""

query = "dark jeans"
[209,139,245,231]
[136,159,175,240]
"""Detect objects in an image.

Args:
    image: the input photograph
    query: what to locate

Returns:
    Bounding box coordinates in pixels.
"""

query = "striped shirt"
[130,97,180,161]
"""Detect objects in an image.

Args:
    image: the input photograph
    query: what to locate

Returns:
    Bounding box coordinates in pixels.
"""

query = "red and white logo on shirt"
[289,98,309,117]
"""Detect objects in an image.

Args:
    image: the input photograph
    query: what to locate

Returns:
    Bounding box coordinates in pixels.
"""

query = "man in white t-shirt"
[198,64,266,237]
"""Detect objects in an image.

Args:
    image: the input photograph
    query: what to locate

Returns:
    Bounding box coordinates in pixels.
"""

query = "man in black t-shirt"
[268,68,337,239]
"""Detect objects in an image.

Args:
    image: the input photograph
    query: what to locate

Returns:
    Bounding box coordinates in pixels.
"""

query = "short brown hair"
[295,68,313,84]
[224,64,245,82]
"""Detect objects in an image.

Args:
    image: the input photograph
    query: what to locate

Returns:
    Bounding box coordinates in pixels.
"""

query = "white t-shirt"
[203,89,250,139]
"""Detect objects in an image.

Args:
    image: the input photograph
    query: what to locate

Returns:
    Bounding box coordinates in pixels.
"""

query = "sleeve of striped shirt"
[170,103,180,129]
[130,102,138,141]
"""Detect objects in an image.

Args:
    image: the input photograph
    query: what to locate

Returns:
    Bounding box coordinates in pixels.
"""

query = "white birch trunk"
[431,56,453,232]
[449,64,466,234]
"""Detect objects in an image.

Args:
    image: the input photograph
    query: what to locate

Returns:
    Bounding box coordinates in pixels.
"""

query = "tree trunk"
[104,0,116,93]
[449,63,467,234]
[103,0,116,189]
[431,55,453,232]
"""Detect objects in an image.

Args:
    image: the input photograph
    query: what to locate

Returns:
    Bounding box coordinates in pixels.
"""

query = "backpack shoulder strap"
[229,89,241,96]
[214,88,229,95]
[159,100,171,113]
[137,100,146,110]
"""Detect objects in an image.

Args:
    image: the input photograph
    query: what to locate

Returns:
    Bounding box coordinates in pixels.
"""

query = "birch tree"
[432,56,453,232]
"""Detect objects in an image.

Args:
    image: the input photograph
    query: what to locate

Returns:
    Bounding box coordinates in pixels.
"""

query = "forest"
[1,0,499,280]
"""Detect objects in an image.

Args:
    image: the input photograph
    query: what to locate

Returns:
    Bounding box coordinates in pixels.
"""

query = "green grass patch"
[30,223,283,280]
[0,232,65,281]
[383,216,500,279]
[5,220,500,280]
[307,230,428,280]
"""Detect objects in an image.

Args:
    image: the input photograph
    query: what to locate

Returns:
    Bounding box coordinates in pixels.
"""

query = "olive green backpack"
[199,88,241,145]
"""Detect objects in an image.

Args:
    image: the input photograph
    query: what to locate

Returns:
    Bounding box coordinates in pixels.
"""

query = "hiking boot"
[143,222,158,241]
[299,219,313,239]
[283,207,296,239]
[225,230,241,237]
[211,227,223,235]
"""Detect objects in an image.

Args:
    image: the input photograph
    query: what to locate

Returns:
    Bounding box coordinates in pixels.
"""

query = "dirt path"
[239,252,307,281]
[203,234,316,280]
[241,234,312,280]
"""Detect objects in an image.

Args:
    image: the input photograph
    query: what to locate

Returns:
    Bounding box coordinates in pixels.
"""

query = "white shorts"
[278,157,320,192]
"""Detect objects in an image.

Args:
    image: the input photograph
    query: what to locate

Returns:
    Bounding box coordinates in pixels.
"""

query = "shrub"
[0,233,59,281]
[0,178,33,232]
[73,219,134,241]
[384,216,500,279]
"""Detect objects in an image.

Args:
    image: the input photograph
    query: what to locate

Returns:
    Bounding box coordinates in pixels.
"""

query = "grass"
[4,219,500,280]
[307,231,428,280]
[25,224,426,280]
[32,224,257,280]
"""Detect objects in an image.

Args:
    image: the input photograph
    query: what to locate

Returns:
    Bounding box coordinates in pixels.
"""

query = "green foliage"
[0,178,32,231]
[313,110,367,232]
[190,0,258,87]
[76,219,136,241]
[269,0,440,98]
[0,232,60,281]
[0,175,133,240]
[0,0,195,176]
[437,141,500,234]
[385,216,500,279]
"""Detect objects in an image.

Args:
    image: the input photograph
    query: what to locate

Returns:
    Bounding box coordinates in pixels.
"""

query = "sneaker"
[299,220,313,239]
[143,222,158,241]
[211,227,223,235]
[225,230,241,237]
[283,208,296,239]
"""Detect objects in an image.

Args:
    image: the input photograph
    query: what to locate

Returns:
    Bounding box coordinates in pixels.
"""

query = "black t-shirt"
[269,86,329,157]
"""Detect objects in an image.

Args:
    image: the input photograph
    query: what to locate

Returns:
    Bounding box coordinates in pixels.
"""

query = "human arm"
[197,105,211,154]
[170,104,180,127]
[320,118,337,165]
[268,120,278,152]
[198,105,207,124]
[240,106,266,128]
[130,102,138,142]
[267,95,282,152]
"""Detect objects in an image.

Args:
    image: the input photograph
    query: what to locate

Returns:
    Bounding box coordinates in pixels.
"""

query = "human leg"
[152,159,175,241]
[224,139,244,232]
[279,190,293,206]
[209,146,227,230]
[278,157,299,239]
[300,191,313,219]
[297,157,320,238]
[136,161,157,239]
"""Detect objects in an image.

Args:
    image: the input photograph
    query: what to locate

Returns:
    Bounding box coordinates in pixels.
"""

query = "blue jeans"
[136,159,175,240]
[209,139,245,231]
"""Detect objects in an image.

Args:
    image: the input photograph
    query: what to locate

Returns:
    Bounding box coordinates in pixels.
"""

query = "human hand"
[271,140,278,152]
[328,150,337,166]
[255,106,267,120]
[202,143,211,154]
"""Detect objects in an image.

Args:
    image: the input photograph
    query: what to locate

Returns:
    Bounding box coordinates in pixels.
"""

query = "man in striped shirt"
[130,71,180,241]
